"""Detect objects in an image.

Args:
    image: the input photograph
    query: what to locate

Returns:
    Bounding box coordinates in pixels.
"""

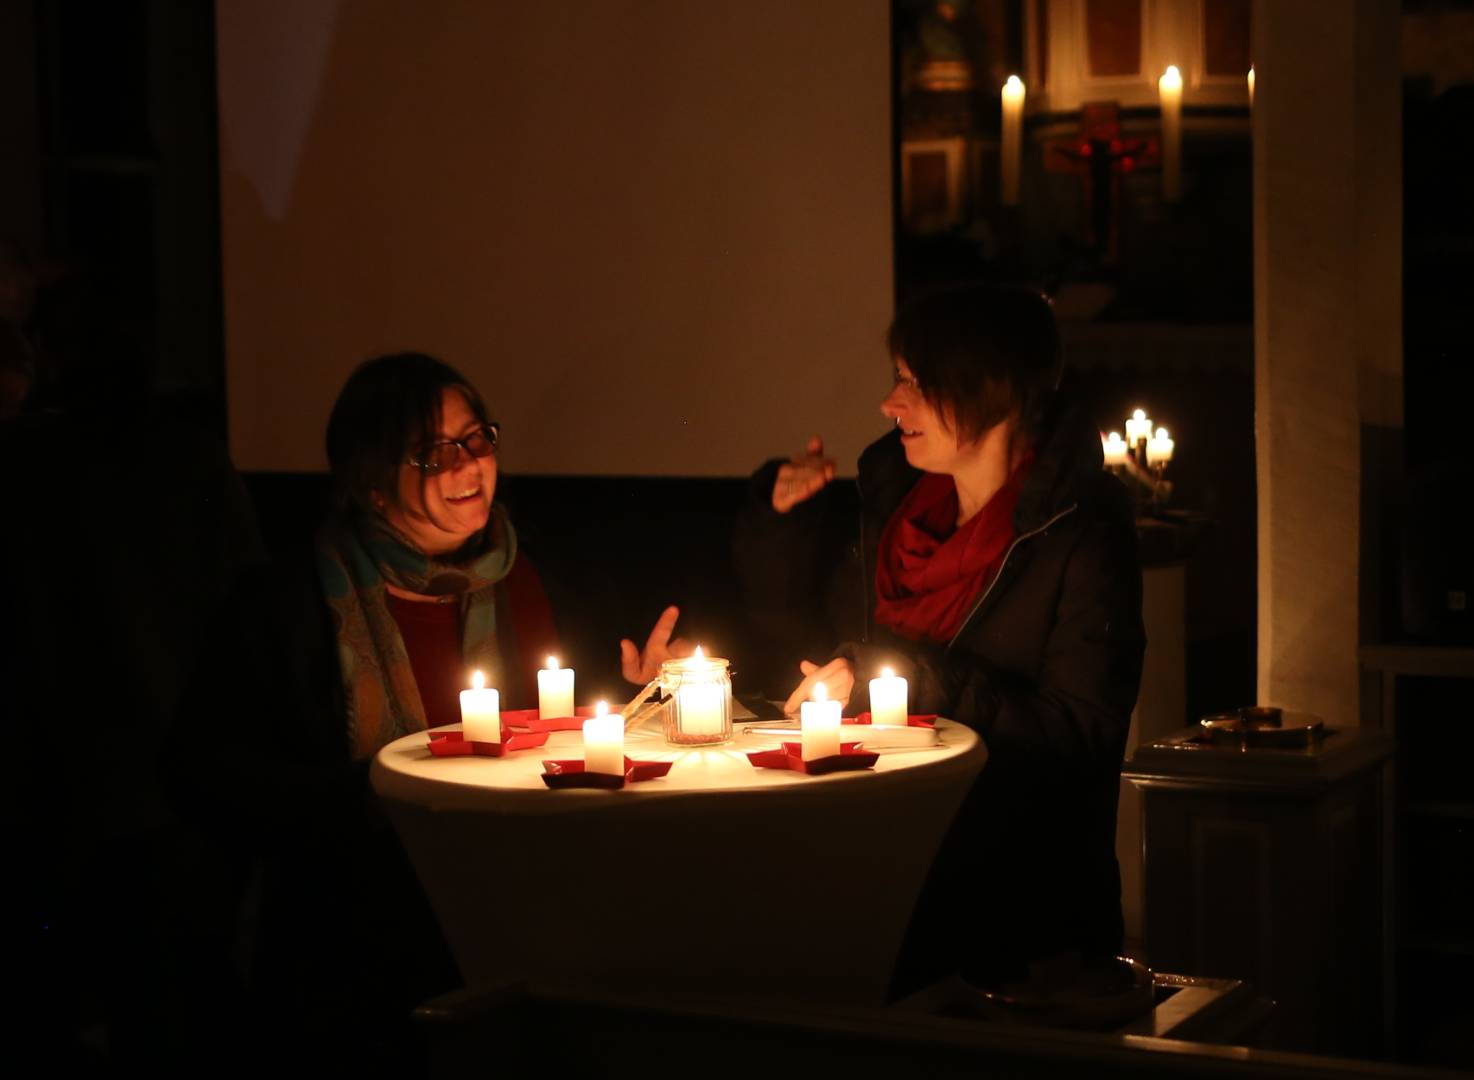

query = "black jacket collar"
[857,388,1108,533]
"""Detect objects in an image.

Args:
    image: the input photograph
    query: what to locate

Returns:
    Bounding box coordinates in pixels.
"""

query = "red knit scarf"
[874,458,1031,644]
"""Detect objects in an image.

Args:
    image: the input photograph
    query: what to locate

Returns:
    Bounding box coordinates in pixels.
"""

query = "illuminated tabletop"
[371,721,986,1005]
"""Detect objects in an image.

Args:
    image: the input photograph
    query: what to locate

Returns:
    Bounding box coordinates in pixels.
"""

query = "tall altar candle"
[1000,75,1025,206]
[537,655,575,720]
[800,682,842,762]
[1159,65,1183,202]
[583,700,625,776]
[869,666,908,727]
[460,669,501,743]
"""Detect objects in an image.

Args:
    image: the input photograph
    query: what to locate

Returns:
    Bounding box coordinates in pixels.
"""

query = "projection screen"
[216,0,894,476]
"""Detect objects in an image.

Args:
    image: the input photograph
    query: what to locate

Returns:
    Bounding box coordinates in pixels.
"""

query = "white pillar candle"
[1000,75,1025,206]
[800,682,842,762]
[675,645,724,735]
[537,655,575,719]
[1102,432,1128,467]
[1159,65,1183,202]
[583,700,625,775]
[459,669,501,743]
[869,666,908,727]
[1146,426,1175,465]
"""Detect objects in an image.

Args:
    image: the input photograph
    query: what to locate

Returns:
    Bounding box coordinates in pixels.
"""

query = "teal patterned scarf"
[316,506,517,760]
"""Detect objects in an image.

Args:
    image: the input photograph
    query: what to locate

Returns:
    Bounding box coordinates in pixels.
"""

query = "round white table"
[371,721,986,1005]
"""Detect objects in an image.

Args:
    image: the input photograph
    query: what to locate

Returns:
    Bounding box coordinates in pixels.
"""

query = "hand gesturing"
[782,657,856,715]
[771,436,836,513]
[620,604,694,685]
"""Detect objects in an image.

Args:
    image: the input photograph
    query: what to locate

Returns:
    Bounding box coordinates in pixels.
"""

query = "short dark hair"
[885,283,1062,444]
[325,352,492,516]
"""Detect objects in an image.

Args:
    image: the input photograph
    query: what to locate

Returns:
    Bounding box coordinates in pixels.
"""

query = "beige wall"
[217,0,893,477]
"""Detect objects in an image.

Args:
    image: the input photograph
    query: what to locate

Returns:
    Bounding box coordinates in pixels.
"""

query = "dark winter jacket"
[734,393,1146,984]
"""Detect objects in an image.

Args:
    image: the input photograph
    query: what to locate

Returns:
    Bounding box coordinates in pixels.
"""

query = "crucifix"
[1043,102,1159,264]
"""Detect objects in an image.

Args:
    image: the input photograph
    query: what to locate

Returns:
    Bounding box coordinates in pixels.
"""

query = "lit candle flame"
[881,666,895,679]
[595,700,608,717]
[1155,427,1169,439]
[693,645,705,661]
[547,655,559,670]
[471,670,485,690]
[1162,65,1182,90]
[813,682,829,703]
[1133,408,1146,422]
[1005,74,1022,92]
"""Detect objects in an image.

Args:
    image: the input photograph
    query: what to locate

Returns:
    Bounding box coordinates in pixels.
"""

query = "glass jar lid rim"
[660,654,729,670]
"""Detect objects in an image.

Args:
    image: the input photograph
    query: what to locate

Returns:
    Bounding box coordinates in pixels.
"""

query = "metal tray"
[1199,708,1325,748]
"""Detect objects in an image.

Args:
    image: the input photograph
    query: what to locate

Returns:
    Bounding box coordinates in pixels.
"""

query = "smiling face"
[880,357,975,475]
[382,387,498,555]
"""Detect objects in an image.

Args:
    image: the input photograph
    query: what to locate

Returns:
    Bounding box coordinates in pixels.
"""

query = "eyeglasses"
[406,422,500,475]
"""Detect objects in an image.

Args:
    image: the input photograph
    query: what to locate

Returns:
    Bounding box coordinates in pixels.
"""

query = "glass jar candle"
[658,649,732,746]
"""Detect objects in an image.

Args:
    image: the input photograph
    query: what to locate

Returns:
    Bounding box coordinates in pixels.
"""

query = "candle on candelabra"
[1146,426,1175,466]
[459,670,501,744]
[1000,75,1025,206]
[1159,65,1183,202]
[1125,409,1153,458]
[537,655,574,720]
[1102,431,1128,468]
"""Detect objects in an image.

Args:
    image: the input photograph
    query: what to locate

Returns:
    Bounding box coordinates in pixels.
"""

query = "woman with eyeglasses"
[174,352,684,1061]
[735,284,1146,993]
[317,352,685,756]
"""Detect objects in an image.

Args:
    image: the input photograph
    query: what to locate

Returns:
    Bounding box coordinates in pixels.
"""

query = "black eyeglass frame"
[406,422,501,475]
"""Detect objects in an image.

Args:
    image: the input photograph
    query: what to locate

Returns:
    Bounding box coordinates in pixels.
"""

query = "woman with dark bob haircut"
[175,353,684,1060]
[735,283,1145,989]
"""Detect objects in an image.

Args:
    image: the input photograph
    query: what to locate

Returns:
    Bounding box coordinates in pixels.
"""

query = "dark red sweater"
[386,553,560,726]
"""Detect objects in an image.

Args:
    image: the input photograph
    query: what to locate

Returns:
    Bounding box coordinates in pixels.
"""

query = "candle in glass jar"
[537,655,575,719]
[1146,427,1175,465]
[1102,431,1128,467]
[1000,75,1025,206]
[869,666,908,727]
[459,669,501,743]
[583,700,625,776]
[800,682,842,762]
[1159,65,1183,202]
[676,646,724,735]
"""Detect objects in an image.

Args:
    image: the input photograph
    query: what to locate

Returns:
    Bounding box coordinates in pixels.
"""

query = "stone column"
[1252,0,1402,722]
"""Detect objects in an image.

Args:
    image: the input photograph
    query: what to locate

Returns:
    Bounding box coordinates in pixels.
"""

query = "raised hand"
[620,604,695,684]
[771,436,836,513]
[782,656,856,716]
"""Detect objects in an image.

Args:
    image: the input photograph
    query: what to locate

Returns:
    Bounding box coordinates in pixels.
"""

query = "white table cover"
[371,721,986,1005]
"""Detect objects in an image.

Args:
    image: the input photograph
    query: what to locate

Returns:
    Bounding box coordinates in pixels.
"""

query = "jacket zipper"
[944,502,1079,652]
